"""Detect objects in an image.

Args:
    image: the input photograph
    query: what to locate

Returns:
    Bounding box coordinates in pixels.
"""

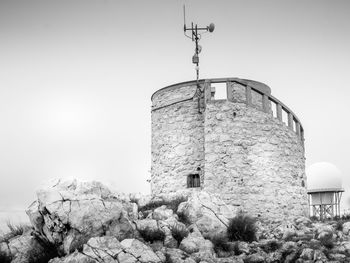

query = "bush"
[227,213,256,242]
[260,239,281,253]
[335,221,343,231]
[320,236,334,249]
[170,223,188,245]
[210,233,231,253]
[139,227,165,243]
[177,212,191,226]
[0,222,31,243]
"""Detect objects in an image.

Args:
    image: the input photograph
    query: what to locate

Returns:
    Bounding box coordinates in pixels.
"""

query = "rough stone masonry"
[151,78,308,221]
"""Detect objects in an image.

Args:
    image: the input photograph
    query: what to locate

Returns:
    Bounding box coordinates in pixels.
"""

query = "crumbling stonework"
[151,78,307,221]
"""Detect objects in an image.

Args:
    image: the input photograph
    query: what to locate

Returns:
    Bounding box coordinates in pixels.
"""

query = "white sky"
[0,0,350,221]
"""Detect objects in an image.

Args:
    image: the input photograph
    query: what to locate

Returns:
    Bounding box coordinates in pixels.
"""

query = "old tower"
[151,78,308,220]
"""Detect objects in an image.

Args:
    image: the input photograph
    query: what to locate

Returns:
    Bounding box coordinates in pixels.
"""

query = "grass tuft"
[170,223,188,245]
[227,213,257,243]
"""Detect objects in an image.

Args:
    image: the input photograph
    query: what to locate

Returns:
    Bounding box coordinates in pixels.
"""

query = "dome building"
[307,162,344,219]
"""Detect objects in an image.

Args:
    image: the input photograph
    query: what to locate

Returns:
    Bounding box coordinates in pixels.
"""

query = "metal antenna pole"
[183,5,215,113]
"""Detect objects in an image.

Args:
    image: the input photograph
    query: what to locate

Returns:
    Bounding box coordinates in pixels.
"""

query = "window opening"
[187,174,200,188]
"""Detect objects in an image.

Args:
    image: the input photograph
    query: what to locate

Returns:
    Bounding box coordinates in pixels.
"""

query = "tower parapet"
[151,78,308,220]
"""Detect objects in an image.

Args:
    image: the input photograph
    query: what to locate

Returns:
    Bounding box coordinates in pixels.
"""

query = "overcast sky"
[0,0,350,226]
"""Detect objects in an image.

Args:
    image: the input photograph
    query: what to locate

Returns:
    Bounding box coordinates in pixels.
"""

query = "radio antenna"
[183,5,215,113]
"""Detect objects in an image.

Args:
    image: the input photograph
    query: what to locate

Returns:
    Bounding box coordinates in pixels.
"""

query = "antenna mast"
[183,5,215,113]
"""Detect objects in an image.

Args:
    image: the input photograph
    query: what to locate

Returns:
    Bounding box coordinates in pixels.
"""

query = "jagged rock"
[294,217,312,227]
[281,241,298,254]
[179,225,213,254]
[136,219,159,232]
[165,248,188,263]
[129,192,152,208]
[152,205,174,221]
[265,251,283,263]
[26,179,136,255]
[179,237,199,254]
[49,250,96,263]
[53,236,162,263]
[216,255,244,263]
[162,226,178,248]
[191,250,216,263]
[300,248,314,260]
[282,228,297,241]
[236,241,250,254]
[177,191,237,236]
[313,249,327,261]
[83,236,123,261]
[244,252,266,263]
[328,253,346,261]
[342,222,350,235]
[120,238,163,263]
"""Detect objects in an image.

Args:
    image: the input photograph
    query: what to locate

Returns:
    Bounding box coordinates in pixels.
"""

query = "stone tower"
[151,78,308,220]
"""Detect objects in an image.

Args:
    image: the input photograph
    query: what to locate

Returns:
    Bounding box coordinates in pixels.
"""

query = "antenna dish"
[208,23,215,33]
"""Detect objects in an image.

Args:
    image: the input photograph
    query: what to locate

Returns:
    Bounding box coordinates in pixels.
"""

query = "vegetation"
[170,223,188,245]
[210,233,231,253]
[138,227,165,243]
[260,239,281,253]
[177,211,191,226]
[319,236,335,249]
[227,213,257,242]
[0,222,31,243]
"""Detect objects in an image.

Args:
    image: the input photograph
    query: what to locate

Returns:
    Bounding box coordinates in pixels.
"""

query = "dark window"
[187,174,200,188]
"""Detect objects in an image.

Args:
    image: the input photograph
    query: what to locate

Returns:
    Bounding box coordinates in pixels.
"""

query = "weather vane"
[183,5,215,112]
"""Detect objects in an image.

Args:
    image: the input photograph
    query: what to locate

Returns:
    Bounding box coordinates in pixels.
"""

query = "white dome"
[306,162,343,192]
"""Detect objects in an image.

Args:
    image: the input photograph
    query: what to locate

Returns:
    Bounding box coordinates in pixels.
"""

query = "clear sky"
[0,0,350,224]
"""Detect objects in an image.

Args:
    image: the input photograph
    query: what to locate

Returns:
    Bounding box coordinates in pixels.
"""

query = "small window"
[187,174,200,188]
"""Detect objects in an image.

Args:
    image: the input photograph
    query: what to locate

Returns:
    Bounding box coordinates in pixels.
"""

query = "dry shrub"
[227,213,257,242]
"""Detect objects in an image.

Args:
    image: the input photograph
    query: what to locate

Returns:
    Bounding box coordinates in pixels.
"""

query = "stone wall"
[203,100,308,220]
[151,79,308,221]
[151,84,204,195]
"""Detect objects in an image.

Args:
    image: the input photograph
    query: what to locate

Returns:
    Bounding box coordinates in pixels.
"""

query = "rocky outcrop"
[26,179,137,255]
[177,191,237,236]
[1,179,350,263]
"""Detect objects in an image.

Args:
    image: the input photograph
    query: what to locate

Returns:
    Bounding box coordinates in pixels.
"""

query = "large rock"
[26,179,136,255]
[120,238,163,262]
[177,191,237,236]
[50,237,162,263]
[49,251,96,263]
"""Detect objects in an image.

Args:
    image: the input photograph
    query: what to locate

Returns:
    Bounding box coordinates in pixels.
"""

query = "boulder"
[52,236,162,263]
[177,191,237,236]
[152,205,174,221]
[136,219,159,232]
[300,248,314,260]
[83,236,123,261]
[342,222,350,235]
[165,248,188,263]
[26,179,136,255]
[120,238,163,263]
[49,251,96,263]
